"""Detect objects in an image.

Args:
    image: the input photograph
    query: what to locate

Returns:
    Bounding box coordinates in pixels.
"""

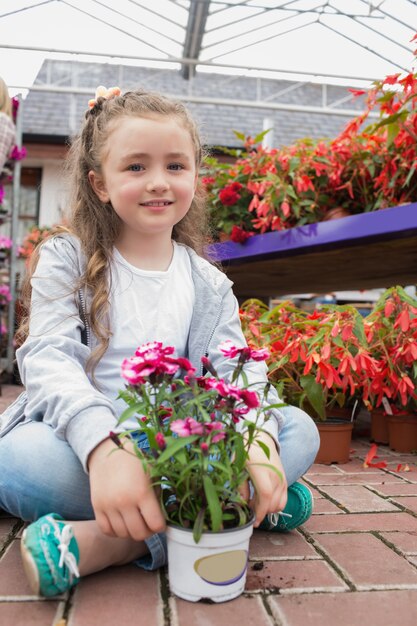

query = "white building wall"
[38,161,67,226]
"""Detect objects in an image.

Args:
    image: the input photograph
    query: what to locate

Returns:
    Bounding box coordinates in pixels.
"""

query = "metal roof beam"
[319,18,409,72]
[1,43,380,84]
[11,82,379,119]
[181,0,211,79]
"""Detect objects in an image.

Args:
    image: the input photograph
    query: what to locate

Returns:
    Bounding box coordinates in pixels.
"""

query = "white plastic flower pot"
[166,517,254,603]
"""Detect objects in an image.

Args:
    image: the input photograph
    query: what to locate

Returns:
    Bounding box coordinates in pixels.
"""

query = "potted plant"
[17,225,54,266]
[240,298,377,463]
[363,286,417,452]
[114,340,282,603]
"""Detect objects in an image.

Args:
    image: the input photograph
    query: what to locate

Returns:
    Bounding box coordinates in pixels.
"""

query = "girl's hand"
[241,432,288,528]
[87,437,166,541]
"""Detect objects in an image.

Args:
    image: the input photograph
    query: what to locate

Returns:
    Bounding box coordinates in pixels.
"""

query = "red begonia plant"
[240,299,376,421]
[203,32,417,241]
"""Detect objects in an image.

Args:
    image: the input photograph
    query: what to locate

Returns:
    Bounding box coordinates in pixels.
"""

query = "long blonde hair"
[17,89,211,377]
[0,77,12,117]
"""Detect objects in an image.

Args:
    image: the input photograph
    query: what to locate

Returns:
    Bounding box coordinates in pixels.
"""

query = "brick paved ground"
[1,384,417,626]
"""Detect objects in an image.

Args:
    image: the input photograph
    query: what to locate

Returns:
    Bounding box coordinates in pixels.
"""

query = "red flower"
[218,182,243,206]
[363,443,387,469]
[295,175,314,194]
[348,88,366,97]
[280,201,291,217]
[230,226,253,243]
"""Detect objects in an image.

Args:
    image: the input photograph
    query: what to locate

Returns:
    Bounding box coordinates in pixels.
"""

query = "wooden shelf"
[208,203,417,298]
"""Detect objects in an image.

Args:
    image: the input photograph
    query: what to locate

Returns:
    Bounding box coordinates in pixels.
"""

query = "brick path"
[0,384,416,625]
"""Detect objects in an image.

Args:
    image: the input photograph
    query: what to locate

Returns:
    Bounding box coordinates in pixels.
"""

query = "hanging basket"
[314,418,354,464]
[166,516,254,603]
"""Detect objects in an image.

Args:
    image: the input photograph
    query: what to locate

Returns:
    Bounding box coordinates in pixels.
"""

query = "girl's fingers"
[238,480,250,503]
[96,511,117,537]
[138,492,166,534]
[122,507,151,541]
[105,509,130,538]
[249,466,288,526]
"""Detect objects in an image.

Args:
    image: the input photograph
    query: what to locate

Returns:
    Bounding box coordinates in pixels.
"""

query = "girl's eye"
[168,163,184,171]
[129,164,144,172]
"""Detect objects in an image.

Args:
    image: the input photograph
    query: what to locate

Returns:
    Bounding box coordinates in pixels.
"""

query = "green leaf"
[353,314,366,344]
[256,439,271,460]
[262,402,287,411]
[157,435,197,463]
[253,129,271,144]
[387,122,399,146]
[192,507,206,543]
[233,130,247,142]
[117,402,146,424]
[203,475,223,531]
[300,375,326,420]
[249,462,283,481]
[232,435,246,471]
[404,164,416,187]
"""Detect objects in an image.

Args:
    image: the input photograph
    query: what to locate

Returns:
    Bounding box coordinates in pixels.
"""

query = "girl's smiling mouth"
[140,200,174,207]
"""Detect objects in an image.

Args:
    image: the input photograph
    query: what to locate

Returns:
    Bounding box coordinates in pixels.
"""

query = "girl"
[0,87,319,598]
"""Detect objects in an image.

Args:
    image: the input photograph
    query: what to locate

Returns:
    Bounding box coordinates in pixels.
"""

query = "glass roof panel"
[0,0,416,93]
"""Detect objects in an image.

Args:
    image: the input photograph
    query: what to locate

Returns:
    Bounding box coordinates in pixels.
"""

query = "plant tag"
[381,397,393,415]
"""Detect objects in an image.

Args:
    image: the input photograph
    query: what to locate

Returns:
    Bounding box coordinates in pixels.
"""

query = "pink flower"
[175,357,196,374]
[171,417,204,437]
[249,347,270,361]
[121,342,182,385]
[219,340,269,362]
[10,145,27,161]
[218,340,242,359]
[204,421,226,443]
[231,406,250,422]
[0,236,12,250]
[0,285,11,303]
[240,389,260,409]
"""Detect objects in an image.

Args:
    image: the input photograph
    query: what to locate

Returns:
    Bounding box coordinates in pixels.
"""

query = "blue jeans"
[0,406,319,569]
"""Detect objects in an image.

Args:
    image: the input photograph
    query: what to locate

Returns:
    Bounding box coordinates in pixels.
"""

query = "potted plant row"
[240,299,376,464]
[363,286,417,452]
[114,340,283,603]
[239,286,417,461]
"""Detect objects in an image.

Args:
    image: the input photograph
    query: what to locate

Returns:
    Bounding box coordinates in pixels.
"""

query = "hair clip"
[88,85,121,109]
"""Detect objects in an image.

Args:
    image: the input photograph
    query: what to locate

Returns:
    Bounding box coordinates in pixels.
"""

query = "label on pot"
[382,397,393,415]
[193,549,248,586]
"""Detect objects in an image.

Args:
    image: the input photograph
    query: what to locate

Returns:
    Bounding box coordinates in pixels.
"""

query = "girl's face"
[89,114,198,244]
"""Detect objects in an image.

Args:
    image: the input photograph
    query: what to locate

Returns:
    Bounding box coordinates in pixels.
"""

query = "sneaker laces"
[47,517,80,580]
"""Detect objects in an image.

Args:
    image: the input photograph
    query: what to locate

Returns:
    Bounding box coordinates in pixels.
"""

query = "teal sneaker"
[21,513,80,597]
[259,482,314,532]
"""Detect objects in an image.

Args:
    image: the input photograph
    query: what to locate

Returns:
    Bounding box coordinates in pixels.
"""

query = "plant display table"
[208,203,417,298]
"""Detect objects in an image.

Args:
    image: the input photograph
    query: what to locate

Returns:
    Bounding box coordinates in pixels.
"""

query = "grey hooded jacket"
[0,235,284,471]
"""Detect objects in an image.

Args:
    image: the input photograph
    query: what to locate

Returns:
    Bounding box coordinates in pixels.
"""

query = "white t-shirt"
[94,242,195,424]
